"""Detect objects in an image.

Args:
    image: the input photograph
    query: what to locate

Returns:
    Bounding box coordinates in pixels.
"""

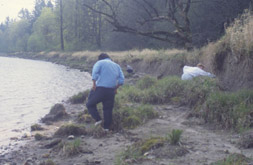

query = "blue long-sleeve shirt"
[92,58,125,88]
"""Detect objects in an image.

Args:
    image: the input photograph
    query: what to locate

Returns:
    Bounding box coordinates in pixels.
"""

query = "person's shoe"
[95,120,102,126]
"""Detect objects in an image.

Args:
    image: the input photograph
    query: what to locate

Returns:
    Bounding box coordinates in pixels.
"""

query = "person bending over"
[181,63,215,80]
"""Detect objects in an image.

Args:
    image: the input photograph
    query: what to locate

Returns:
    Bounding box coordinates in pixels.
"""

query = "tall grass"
[117,75,253,132]
[112,104,158,130]
[118,76,218,106]
[167,129,183,145]
[225,10,253,57]
[204,90,253,131]
[211,153,250,165]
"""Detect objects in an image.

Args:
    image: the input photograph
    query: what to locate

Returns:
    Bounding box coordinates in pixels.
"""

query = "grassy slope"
[5,10,253,133]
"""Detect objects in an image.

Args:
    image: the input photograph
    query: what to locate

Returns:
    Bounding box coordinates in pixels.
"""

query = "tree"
[8,20,30,51]
[189,0,252,46]
[83,0,193,49]
[28,8,59,51]
[59,0,64,50]
[18,8,32,20]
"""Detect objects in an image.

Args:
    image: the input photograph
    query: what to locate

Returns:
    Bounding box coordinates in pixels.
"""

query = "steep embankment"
[199,41,253,91]
[5,44,253,92]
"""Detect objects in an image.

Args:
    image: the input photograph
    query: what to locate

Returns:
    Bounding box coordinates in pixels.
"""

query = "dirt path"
[129,105,245,165]
[1,103,252,165]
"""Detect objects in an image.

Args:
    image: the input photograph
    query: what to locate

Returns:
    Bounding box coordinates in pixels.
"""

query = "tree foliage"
[0,0,252,52]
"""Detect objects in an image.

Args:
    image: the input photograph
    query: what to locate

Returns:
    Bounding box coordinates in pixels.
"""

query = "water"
[0,56,92,152]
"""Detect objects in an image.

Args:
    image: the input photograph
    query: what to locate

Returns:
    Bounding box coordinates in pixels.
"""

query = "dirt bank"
[5,49,253,91]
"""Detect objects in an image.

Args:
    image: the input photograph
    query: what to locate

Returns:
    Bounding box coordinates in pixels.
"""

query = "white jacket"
[181,66,215,80]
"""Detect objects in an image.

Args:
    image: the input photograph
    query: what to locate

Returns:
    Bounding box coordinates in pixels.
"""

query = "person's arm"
[92,80,96,91]
[91,62,100,90]
[196,68,215,78]
[115,65,125,94]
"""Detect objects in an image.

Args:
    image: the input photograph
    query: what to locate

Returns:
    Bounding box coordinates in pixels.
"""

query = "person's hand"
[114,88,118,94]
[92,84,96,91]
[92,80,96,91]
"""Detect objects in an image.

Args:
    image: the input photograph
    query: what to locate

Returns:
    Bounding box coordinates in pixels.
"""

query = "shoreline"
[1,52,253,164]
[0,55,93,159]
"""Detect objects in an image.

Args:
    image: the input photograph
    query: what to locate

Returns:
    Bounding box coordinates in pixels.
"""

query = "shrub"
[167,129,183,145]
[225,10,253,57]
[54,123,86,136]
[39,159,56,165]
[211,153,250,165]
[136,76,157,90]
[119,85,143,103]
[120,76,218,106]
[31,124,44,131]
[203,90,253,131]
[115,137,165,164]
[123,115,142,129]
[112,104,158,130]
[34,133,44,141]
[115,145,142,165]
[77,114,93,123]
[62,139,82,157]
[139,137,165,154]
[68,90,90,104]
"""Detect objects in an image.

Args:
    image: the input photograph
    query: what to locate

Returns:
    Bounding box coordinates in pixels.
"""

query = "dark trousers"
[86,87,115,129]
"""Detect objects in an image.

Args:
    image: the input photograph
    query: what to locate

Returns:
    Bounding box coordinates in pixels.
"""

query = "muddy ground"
[1,99,253,165]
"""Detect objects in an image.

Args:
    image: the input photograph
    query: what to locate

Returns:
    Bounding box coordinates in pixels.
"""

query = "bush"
[69,90,90,104]
[211,153,250,165]
[62,139,82,157]
[34,133,44,141]
[115,137,165,164]
[54,123,86,136]
[119,76,218,106]
[203,90,253,131]
[225,10,253,57]
[136,76,157,90]
[39,159,56,165]
[31,124,44,131]
[167,129,183,145]
[112,104,158,130]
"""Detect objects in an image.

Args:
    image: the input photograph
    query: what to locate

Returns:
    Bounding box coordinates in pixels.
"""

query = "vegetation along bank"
[1,2,253,165]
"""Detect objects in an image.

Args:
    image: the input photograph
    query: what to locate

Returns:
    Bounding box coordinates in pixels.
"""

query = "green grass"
[203,90,253,131]
[117,75,253,132]
[54,123,87,136]
[112,104,158,130]
[61,138,82,157]
[211,153,250,165]
[68,90,90,104]
[167,129,183,145]
[115,137,165,165]
[118,76,218,106]
[40,159,56,165]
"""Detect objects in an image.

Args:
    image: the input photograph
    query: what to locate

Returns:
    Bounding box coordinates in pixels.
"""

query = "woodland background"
[0,0,252,52]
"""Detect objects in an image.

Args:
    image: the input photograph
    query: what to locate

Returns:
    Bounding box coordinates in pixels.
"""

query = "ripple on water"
[0,56,92,154]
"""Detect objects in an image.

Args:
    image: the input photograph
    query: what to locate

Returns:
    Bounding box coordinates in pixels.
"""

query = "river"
[0,56,92,153]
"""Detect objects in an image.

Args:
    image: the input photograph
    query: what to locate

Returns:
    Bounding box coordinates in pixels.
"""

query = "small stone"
[144,152,149,156]
[10,137,19,141]
[68,135,75,140]
[94,160,101,164]
[22,133,28,138]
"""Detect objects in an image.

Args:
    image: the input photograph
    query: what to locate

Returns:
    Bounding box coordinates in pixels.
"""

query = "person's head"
[98,53,110,60]
[197,63,205,70]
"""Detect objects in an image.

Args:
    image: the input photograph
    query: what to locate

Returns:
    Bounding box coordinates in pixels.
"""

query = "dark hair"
[98,53,110,60]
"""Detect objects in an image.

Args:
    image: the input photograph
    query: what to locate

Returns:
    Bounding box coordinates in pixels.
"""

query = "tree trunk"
[60,0,64,51]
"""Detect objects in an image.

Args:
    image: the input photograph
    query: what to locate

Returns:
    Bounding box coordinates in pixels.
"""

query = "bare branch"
[83,0,194,49]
